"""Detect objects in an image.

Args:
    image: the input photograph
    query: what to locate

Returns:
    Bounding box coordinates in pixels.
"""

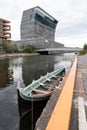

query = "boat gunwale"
[18,67,65,101]
[22,67,65,94]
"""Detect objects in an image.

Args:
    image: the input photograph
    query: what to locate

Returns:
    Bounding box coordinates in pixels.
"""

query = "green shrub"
[83,43,87,50]
[2,42,18,53]
[25,44,35,53]
[79,49,87,55]
[79,43,87,55]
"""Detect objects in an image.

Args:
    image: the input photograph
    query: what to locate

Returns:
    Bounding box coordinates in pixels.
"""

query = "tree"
[2,42,18,53]
[25,44,35,53]
[83,43,87,50]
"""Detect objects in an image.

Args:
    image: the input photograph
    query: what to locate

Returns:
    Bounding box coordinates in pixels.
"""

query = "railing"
[46,57,77,130]
[36,47,82,54]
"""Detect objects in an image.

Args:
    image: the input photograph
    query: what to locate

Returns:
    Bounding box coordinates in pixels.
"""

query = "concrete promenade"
[70,54,87,130]
[35,54,87,130]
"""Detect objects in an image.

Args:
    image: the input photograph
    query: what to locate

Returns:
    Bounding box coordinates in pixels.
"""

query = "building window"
[35,13,57,29]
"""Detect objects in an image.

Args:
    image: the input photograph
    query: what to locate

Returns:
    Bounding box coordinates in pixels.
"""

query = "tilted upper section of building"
[30,6,58,29]
[21,6,58,41]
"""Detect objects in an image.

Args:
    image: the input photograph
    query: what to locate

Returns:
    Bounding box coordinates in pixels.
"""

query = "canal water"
[0,53,74,130]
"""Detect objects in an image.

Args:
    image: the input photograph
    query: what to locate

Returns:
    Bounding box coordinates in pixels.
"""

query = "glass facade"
[31,7,58,29]
[35,13,57,29]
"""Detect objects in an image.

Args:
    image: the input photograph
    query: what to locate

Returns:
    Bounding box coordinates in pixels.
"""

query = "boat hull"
[17,89,49,118]
[17,68,65,118]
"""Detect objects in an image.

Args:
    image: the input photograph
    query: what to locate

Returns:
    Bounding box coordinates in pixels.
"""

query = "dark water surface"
[0,53,74,130]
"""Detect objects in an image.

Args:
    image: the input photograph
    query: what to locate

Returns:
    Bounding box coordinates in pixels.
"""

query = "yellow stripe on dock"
[46,57,77,130]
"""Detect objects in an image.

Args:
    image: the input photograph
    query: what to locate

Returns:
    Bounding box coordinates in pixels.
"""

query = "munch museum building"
[16,6,64,49]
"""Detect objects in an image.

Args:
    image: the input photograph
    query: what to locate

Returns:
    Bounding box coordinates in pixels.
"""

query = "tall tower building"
[21,6,58,41]
[16,6,64,50]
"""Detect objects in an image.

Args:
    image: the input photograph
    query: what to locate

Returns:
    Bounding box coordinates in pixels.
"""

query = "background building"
[16,6,64,50]
[0,18,11,45]
[21,6,58,41]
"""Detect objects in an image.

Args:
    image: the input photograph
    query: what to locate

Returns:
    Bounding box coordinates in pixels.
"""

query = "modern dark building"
[21,6,58,41]
[0,18,11,45]
[16,6,64,50]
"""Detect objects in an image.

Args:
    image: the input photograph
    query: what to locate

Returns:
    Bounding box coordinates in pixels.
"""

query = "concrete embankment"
[0,53,38,59]
[35,61,72,130]
[35,54,87,130]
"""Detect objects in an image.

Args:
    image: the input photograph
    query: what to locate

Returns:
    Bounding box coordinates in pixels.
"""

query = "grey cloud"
[56,22,87,37]
[1,0,87,47]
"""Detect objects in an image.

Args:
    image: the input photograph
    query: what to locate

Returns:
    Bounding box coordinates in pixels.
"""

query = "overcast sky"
[0,0,87,47]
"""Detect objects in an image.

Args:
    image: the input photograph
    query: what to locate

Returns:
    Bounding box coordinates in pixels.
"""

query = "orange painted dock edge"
[46,57,77,130]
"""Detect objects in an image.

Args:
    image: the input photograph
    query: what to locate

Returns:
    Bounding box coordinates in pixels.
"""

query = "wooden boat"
[17,67,65,117]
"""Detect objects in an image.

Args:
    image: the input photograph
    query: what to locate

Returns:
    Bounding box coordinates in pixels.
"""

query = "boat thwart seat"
[33,89,49,94]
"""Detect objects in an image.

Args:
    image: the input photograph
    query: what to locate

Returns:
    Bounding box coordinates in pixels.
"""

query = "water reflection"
[0,59,13,89]
[0,54,73,89]
[54,53,74,71]
[0,53,74,130]
[22,55,55,86]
